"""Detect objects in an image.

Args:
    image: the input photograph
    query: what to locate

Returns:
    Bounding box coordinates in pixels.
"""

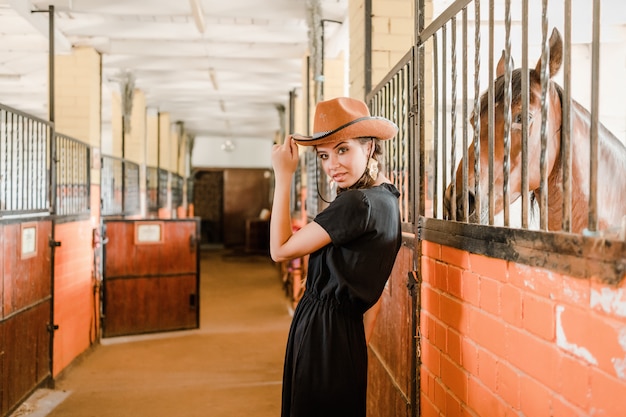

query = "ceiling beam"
[9,0,72,53]
[189,0,205,34]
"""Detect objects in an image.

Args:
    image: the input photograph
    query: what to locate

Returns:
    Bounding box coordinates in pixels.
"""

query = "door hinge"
[47,323,59,333]
[407,271,419,296]
[49,239,61,248]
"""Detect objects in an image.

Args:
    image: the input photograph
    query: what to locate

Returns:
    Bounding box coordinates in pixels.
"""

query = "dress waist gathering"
[299,291,363,320]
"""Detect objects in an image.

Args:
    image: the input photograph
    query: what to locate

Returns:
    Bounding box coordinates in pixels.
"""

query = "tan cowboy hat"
[291,97,398,146]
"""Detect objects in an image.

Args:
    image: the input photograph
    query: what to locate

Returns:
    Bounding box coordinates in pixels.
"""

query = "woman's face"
[316,139,371,189]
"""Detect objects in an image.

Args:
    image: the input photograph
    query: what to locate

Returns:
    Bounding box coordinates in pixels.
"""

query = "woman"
[270,97,402,417]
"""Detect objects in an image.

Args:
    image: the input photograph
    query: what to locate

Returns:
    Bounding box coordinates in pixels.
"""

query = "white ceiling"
[0,0,348,142]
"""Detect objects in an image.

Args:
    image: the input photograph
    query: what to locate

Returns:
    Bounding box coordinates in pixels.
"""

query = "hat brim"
[292,117,398,146]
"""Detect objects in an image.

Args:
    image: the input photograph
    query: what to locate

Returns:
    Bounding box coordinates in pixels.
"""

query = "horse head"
[444,28,564,225]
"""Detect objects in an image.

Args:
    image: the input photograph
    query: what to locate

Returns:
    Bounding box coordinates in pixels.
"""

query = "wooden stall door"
[0,220,52,417]
[367,246,417,417]
[102,219,200,338]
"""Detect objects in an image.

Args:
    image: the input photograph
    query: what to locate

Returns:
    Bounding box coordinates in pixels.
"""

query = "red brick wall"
[420,241,626,417]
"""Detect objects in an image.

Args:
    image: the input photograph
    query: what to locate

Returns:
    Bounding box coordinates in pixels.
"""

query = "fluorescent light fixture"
[189,0,205,34]
[0,73,21,81]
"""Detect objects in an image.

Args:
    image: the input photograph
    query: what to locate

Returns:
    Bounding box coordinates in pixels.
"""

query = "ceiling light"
[189,0,205,34]
[220,140,235,152]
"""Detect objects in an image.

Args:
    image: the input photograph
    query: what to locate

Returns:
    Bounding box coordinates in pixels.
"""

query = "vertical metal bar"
[588,0,600,232]
[462,8,469,222]
[450,18,458,221]
[433,34,439,219]
[442,27,448,218]
[48,3,57,384]
[49,5,57,215]
[1,109,4,212]
[503,0,512,227]
[414,2,424,414]
[18,115,23,211]
[539,0,549,230]
[488,0,495,225]
[521,0,530,228]
[473,0,481,224]
[364,0,372,97]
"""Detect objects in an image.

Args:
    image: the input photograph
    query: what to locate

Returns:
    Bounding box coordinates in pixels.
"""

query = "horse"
[443,28,626,235]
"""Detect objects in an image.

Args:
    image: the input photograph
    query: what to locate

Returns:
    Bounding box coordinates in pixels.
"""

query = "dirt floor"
[12,248,292,417]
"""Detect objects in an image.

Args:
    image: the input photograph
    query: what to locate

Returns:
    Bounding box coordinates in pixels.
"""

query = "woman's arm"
[270,136,332,262]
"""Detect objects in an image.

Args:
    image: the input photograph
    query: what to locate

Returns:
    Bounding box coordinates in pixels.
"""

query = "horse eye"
[513,113,523,124]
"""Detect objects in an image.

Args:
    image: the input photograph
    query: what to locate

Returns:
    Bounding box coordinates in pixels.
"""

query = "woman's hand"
[271,135,299,181]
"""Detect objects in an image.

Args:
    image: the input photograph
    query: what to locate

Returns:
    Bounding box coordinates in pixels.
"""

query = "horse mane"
[479,69,525,115]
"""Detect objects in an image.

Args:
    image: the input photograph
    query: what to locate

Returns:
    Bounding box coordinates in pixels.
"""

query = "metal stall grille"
[101,155,140,216]
[171,173,184,210]
[146,166,159,213]
[0,104,50,216]
[55,133,90,216]
[367,48,416,228]
[419,0,625,239]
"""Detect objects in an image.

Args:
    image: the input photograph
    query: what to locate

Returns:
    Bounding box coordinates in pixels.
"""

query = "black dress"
[281,183,402,417]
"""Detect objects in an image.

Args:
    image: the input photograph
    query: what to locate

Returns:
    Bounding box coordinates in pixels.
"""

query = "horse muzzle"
[443,185,477,222]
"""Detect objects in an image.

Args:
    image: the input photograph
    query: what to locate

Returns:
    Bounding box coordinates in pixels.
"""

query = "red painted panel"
[103,275,197,337]
[102,219,200,337]
[367,245,415,415]
[0,301,50,416]
[2,222,52,316]
[159,221,197,274]
[52,220,97,377]
[0,219,52,415]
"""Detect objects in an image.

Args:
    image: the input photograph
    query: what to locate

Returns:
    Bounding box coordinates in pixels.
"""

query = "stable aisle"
[13,248,292,417]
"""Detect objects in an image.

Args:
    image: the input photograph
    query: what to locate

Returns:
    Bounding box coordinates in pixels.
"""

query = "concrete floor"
[13,248,292,417]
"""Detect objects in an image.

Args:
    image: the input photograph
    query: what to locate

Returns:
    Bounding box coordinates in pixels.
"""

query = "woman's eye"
[318,154,328,160]
[337,147,348,154]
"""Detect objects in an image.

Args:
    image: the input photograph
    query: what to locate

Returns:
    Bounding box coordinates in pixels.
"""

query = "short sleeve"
[314,190,371,246]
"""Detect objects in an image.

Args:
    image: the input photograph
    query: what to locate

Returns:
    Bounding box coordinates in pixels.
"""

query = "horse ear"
[496,50,515,77]
[496,50,505,77]
[534,27,563,77]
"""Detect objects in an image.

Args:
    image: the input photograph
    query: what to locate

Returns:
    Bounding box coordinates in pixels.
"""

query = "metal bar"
[473,0,481,224]
[419,0,472,43]
[433,34,440,219]
[539,0,549,230]
[503,0,512,227]
[561,0,572,232]
[450,18,458,221]
[462,8,469,222]
[588,0,601,232]
[364,0,372,97]
[521,0,530,228]
[488,0,495,225]
[442,26,448,218]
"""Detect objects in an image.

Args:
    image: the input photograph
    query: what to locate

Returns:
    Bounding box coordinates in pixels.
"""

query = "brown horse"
[443,28,626,234]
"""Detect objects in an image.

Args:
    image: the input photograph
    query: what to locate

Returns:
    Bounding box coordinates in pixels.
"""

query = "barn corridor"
[12,248,292,417]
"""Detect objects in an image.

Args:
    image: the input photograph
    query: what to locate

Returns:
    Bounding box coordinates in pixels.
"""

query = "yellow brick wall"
[349,0,415,98]
[111,91,122,158]
[349,0,366,99]
[158,112,171,171]
[323,52,346,101]
[125,90,146,164]
[370,0,414,88]
[146,110,159,167]
[54,46,101,148]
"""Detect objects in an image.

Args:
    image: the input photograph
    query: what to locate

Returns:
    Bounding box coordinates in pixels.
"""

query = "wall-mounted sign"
[135,222,163,244]
[21,224,37,259]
